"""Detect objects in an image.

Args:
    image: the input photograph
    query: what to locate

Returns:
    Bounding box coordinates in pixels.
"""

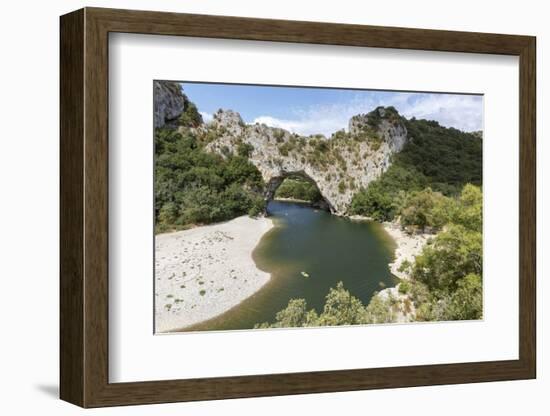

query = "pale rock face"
[211,109,246,136]
[154,82,409,214]
[348,108,408,153]
[375,285,416,323]
[154,81,187,129]
[200,107,408,215]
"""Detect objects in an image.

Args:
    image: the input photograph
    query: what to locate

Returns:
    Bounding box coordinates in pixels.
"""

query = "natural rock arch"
[154,82,478,225]
[152,80,409,215]
[264,170,334,212]
[197,107,408,215]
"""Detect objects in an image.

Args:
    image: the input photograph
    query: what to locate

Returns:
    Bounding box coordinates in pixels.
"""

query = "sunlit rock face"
[154,81,187,129]
[200,106,408,215]
[154,81,409,214]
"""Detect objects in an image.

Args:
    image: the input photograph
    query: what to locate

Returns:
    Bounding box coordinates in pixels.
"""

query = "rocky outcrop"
[348,107,408,154]
[374,285,416,323]
[152,80,410,214]
[154,81,187,129]
[195,106,408,215]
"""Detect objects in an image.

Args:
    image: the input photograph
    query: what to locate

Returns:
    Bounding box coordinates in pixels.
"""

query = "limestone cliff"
[154,81,188,129]
[190,106,408,215]
[154,80,410,215]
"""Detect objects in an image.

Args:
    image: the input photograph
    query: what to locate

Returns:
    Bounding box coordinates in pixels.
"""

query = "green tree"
[453,183,482,231]
[317,282,368,326]
[400,118,482,191]
[445,273,483,320]
[255,299,319,329]
[178,102,203,127]
[349,116,482,221]
[413,274,482,321]
[411,224,482,294]
[248,196,267,217]
[364,294,396,324]
[275,178,322,202]
[237,142,254,158]
[223,155,264,189]
[349,182,396,220]
[154,125,266,231]
[157,202,178,231]
[400,188,451,231]
[257,282,372,328]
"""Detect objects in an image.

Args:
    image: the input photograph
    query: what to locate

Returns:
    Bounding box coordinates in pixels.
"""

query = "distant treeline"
[274,178,322,203]
[350,117,482,222]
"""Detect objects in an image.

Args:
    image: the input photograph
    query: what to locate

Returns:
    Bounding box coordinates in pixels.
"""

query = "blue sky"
[180,82,483,136]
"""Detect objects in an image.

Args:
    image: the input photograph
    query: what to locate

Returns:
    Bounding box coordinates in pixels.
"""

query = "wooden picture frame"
[60,7,536,408]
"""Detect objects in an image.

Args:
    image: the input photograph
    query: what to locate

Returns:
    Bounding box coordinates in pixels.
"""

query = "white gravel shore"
[382,222,434,280]
[370,222,435,323]
[154,215,274,333]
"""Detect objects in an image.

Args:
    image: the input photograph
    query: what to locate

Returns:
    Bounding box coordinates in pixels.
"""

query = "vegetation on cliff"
[350,118,482,221]
[155,121,265,233]
[202,106,408,214]
[401,184,482,321]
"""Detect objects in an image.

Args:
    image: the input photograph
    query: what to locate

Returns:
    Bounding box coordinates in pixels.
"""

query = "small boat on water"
[301,271,310,278]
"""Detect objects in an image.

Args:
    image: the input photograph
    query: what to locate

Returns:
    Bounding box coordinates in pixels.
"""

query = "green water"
[186,200,397,331]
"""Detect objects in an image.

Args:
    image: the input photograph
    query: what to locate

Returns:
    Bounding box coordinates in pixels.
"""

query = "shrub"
[452,184,482,231]
[236,142,254,158]
[158,202,178,227]
[444,273,482,320]
[338,180,347,194]
[399,118,482,191]
[154,127,266,230]
[317,282,369,326]
[364,294,395,324]
[275,178,322,202]
[349,182,396,220]
[411,224,482,294]
[400,188,451,231]
[220,145,231,156]
[255,299,319,329]
[274,129,285,143]
[370,138,382,151]
[248,196,266,217]
[398,280,411,294]
[178,102,203,127]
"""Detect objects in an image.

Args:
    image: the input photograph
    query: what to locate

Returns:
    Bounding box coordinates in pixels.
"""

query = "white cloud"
[252,115,346,137]
[398,94,483,132]
[251,93,482,136]
[200,111,213,123]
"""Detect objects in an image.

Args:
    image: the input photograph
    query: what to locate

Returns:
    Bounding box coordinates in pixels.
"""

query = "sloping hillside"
[154,81,482,223]
[195,106,408,214]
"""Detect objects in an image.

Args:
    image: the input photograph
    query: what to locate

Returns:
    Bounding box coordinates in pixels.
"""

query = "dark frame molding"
[60,7,536,408]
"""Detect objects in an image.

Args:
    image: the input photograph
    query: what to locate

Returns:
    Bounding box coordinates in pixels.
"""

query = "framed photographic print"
[60,7,536,408]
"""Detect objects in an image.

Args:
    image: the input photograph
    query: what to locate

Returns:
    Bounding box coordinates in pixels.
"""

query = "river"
[186,200,397,331]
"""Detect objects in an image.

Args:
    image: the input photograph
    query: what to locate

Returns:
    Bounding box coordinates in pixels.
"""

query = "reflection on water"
[185,200,396,332]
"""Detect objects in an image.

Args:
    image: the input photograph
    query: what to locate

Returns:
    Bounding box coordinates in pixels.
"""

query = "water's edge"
[180,201,397,332]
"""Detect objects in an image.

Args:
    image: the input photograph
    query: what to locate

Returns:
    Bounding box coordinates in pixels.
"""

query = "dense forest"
[155,103,266,233]
[274,178,322,203]
[349,118,482,222]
